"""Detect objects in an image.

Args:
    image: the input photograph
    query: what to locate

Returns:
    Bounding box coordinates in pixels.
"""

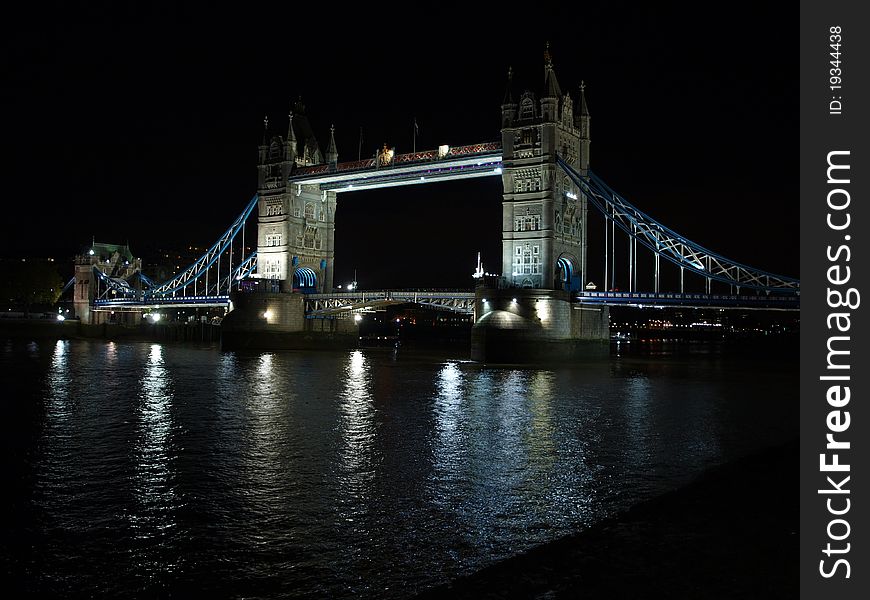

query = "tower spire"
[326,124,338,164]
[262,114,269,145]
[501,66,518,127]
[543,43,561,98]
[285,105,298,163]
[579,80,590,116]
[287,106,297,144]
[503,66,514,104]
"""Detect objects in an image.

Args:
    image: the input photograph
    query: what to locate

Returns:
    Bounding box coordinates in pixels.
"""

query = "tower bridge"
[70,47,798,359]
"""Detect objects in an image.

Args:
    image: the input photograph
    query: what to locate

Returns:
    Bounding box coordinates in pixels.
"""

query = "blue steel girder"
[93,266,139,301]
[207,252,258,296]
[147,194,258,298]
[556,157,800,293]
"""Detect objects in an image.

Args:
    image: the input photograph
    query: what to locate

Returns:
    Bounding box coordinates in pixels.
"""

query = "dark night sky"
[2,3,797,289]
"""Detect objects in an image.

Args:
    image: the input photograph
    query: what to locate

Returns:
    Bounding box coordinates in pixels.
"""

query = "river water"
[1,338,797,598]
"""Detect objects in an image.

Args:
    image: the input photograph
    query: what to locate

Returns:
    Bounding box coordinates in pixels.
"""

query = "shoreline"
[416,438,798,599]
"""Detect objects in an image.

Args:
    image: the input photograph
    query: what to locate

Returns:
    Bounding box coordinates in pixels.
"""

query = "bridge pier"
[221,290,359,351]
[470,288,609,363]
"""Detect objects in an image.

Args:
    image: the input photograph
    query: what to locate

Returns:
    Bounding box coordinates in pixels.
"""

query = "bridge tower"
[73,242,141,325]
[499,46,590,291]
[255,99,337,293]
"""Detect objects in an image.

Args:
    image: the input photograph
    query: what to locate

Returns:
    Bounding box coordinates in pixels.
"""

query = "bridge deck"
[576,291,799,310]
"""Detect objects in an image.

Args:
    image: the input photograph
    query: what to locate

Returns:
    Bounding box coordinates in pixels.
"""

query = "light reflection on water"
[4,340,797,598]
[338,349,377,505]
[129,343,180,581]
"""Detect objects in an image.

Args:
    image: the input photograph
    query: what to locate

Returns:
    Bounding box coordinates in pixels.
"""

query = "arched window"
[519,92,536,121]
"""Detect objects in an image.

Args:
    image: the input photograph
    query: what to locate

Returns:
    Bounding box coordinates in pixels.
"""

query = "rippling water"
[1,339,796,598]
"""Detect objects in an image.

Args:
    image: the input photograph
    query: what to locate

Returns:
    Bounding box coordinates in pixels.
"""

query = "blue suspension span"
[138,271,157,290]
[206,251,258,296]
[146,194,259,298]
[91,266,139,301]
[556,157,800,293]
[60,276,76,296]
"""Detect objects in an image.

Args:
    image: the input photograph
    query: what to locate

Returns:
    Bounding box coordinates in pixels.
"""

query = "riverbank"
[0,318,220,343]
[416,438,798,599]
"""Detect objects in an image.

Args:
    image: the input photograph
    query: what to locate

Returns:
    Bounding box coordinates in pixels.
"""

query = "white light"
[262,310,273,320]
[566,191,578,200]
[396,318,401,323]
[150,313,161,322]
[88,249,95,256]
[420,176,425,181]
[494,167,502,174]
[482,298,488,303]
[56,314,65,321]
[354,314,362,322]
[347,283,355,291]
[511,298,517,303]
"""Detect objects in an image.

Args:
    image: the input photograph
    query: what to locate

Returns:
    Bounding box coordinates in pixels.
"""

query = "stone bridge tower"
[256,99,337,293]
[499,46,590,291]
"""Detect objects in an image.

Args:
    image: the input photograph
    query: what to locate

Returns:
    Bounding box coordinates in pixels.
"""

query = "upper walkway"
[288,142,503,192]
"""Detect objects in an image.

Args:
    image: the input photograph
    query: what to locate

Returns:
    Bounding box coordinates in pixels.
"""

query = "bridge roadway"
[307,290,799,316]
[91,289,799,313]
[576,291,800,310]
[304,290,476,316]
[92,296,231,310]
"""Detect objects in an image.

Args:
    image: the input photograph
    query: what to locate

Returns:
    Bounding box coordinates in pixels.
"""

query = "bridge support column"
[73,261,94,324]
[470,287,608,362]
[221,290,358,351]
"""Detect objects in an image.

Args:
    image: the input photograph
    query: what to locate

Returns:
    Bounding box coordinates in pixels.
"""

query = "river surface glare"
[1,339,797,597]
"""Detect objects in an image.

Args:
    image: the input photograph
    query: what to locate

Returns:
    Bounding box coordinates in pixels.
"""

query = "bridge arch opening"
[333,178,502,289]
[293,267,318,293]
[556,254,580,292]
